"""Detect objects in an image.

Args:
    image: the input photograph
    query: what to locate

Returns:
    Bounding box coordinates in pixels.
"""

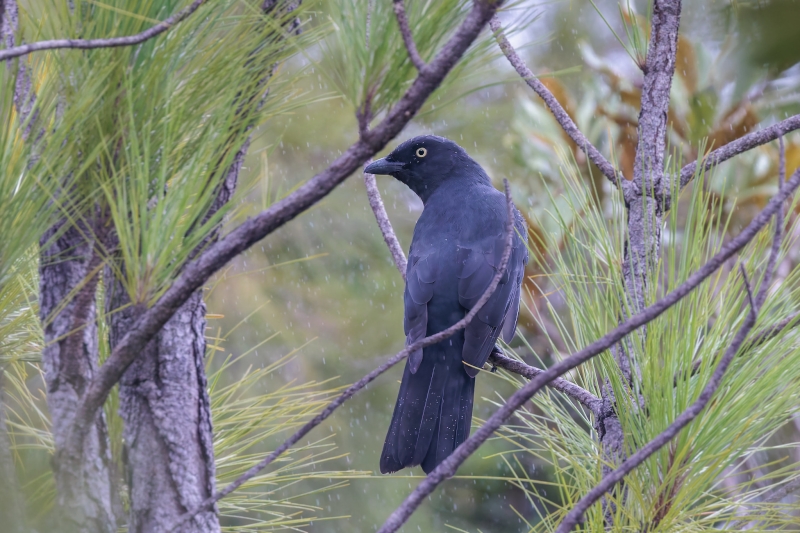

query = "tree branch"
[0,0,207,62]
[679,115,800,190]
[374,166,800,533]
[364,166,408,279]
[393,0,425,71]
[488,348,602,415]
[490,16,624,190]
[167,180,517,531]
[66,0,502,458]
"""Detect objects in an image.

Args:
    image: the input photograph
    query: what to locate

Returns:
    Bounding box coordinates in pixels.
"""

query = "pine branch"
[490,16,625,190]
[374,166,800,533]
[66,0,503,460]
[166,180,517,531]
[557,168,788,533]
[0,0,207,61]
[679,115,800,190]
[393,0,425,71]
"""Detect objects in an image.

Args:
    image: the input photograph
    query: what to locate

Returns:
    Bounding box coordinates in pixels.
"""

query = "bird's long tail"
[380,344,474,474]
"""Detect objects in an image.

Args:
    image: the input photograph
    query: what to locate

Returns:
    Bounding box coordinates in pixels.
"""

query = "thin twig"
[679,114,800,190]
[167,180,517,531]
[375,167,800,533]
[0,0,207,62]
[490,15,624,190]
[488,348,602,415]
[364,165,408,279]
[393,0,425,71]
[556,163,788,533]
[68,0,501,457]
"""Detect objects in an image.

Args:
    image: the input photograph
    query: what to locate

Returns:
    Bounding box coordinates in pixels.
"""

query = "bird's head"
[365,135,489,203]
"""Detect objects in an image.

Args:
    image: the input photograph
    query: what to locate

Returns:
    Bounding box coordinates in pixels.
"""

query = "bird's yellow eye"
[416,147,427,158]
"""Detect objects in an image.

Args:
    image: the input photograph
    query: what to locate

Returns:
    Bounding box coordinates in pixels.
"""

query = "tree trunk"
[39,221,119,533]
[107,285,218,533]
[105,146,242,533]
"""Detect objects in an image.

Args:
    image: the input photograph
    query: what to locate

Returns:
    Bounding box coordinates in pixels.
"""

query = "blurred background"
[4,0,800,531]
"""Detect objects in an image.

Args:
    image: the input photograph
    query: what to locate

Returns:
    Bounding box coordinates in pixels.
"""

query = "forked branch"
[167,180,517,531]
[0,0,207,61]
[375,167,800,533]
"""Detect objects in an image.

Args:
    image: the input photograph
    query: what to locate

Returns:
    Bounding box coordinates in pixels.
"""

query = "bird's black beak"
[365,158,405,175]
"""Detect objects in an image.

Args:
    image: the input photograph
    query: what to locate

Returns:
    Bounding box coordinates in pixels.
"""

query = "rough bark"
[597,0,682,522]
[39,221,119,533]
[105,150,242,533]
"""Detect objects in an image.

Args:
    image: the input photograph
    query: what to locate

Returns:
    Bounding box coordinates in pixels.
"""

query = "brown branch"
[374,166,800,533]
[557,164,788,533]
[364,166,408,279]
[393,0,425,71]
[488,348,602,415]
[167,180,517,531]
[490,16,624,190]
[679,114,800,190]
[66,0,501,490]
[0,0,207,62]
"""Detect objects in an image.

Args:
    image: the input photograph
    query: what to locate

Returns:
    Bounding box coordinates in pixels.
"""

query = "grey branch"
[393,0,425,71]
[167,180,517,531]
[374,166,800,533]
[364,168,408,279]
[490,16,625,190]
[679,114,800,190]
[557,166,788,533]
[67,0,501,458]
[488,348,601,415]
[0,0,206,62]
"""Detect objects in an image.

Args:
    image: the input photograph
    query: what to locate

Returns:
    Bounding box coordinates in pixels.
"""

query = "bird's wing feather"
[404,248,439,373]
[457,211,528,376]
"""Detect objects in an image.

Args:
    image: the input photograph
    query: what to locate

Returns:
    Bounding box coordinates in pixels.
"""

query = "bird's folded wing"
[457,217,528,377]
[404,250,438,373]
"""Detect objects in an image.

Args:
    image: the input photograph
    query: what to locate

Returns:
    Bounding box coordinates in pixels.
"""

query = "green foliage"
[24,0,317,305]
[489,154,800,530]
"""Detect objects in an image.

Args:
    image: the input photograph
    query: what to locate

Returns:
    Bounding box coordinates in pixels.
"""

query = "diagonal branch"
[393,0,425,71]
[374,167,800,533]
[364,166,408,279]
[167,180,517,531]
[557,168,787,533]
[67,0,502,458]
[679,114,800,190]
[0,0,206,62]
[488,348,601,415]
[490,15,625,190]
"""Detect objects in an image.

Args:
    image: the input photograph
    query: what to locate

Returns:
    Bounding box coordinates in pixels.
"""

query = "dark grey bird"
[365,135,528,474]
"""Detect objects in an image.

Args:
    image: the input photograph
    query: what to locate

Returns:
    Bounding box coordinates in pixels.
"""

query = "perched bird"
[365,135,528,474]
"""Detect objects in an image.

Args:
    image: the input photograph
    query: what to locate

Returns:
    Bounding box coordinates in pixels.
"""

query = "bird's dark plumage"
[366,136,528,474]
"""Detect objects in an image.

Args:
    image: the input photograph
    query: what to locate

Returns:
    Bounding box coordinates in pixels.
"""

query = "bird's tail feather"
[380,345,474,474]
